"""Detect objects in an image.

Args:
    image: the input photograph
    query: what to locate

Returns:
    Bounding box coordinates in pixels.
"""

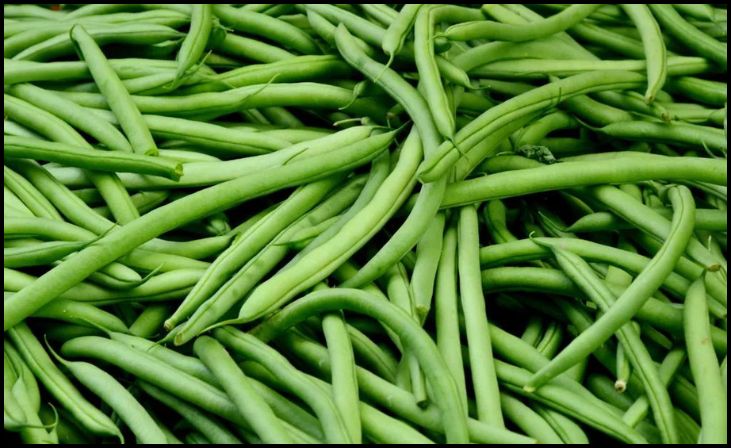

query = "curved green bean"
[251,288,470,443]
[526,185,696,392]
[684,277,727,443]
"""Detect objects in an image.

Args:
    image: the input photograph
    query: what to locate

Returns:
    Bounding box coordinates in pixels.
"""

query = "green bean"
[562,93,635,126]
[93,190,170,220]
[173,176,365,345]
[457,114,538,181]
[31,298,128,333]
[5,196,34,219]
[53,82,389,122]
[441,153,726,208]
[331,26,438,138]
[183,431,209,444]
[666,76,727,107]
[216,33,295,63]
[495,360,647,443]
[649,4,727,67]
[128,304,170,339]
[277,330,534,444]
[419,71,645,183]
[661,102,726,125]
[9,83,133,153]
[385,263,427,405]
[515,111,578,148]
[278,215,342,249]
[5,4,66,20]
[534,322,564,359]
[4,217,170,278]
[526,186,695,394]
[112,331,323,440]
[5,342,42,434]
[322,312,362,443]
[13,22,183,61]
[520,317,545,347]
[5,96,140,225]
[47,349,166,444]
[95,111,293,156]
[306,4,386,47]
[173,4,213,86]
[235,128,414,322]
[684,277,727,443]
[4,351,28,429]
[4,166,62,221]
[8,324,120,438]
[343,322,398,383]
[166,175,345,329]
[469,56,709,79]
[239,352,435,444]
[587,185,725,271]
[305,8,371,55]
[722,356,728,395]
[597,120,727,152]
[4,58,155,84]
[568,208,728,233]
[568,22,646,58]
[107,331,214,384]
[6,268,205,305]
[480,264,727,353]
[445,4,600,42]
[674,4,717,21]
[432,222,468,410]
[6,9,187,40]
[40,323,103,344]
[500,393,563,444]
[458,205,504,427]
[213,4,318,55]
[484,200,520,245]
[214,327,351,444]
[606,268,633,393]
[360,4,397,26]
[452,37,570,73]
[382,5,421,62]
[592,90,669,120]
[186,55,352,93]
[533,403,590,444]
[623,348,686,427]
[138,4,192,15]
[4,118,43,139]
[5,26,75,57]
[48,125,374,189]
[415,5,455,140]
[335,26,451,287]
[251,288,470,443]
[258,107,303,128]
[621,5,667,103]
[482,4,596,58]
[138,381,242,444]
[535,243,679,443]
[60,334,314,441]
[63,4,138,19]
[479,236,723,306]
[4,136,182,180]
[411,212,445,322]
[192,336,293,444]
[70,25,158,156]
[4,126,391,330]
[9,376,57,443]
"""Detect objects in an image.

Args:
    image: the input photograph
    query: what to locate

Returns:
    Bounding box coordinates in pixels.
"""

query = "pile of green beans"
[4,3,727,445]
